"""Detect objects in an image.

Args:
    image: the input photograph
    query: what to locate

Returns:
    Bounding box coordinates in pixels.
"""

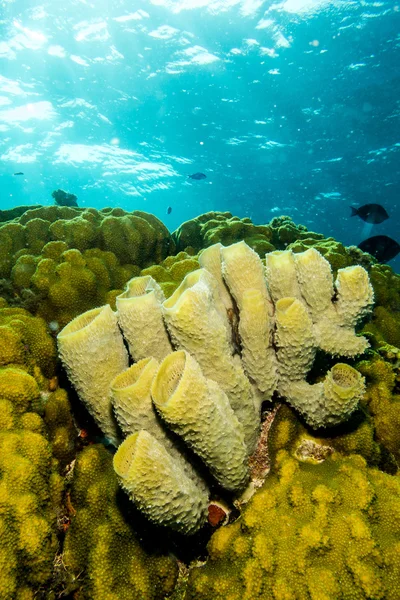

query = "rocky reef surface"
[0,208,399,599]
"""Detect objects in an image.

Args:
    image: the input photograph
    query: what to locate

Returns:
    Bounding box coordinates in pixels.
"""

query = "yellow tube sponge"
[110,357,160,437]
[162,270,260,451]
[151,351,249,492]
[294,248,334,317]
[334,265,374,327]
[110,357,208,492]
[57,304,128,445]
[220,241,277,398]
[113,430,209,534]
[198,243,235,315]
[116,275,173,362]
[265,250,302,302]
[237,289,277,398]
[275,297,315,381]
[283,364,365,428]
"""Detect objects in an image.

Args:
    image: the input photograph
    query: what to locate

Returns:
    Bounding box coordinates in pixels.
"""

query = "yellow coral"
[186,452,400,600]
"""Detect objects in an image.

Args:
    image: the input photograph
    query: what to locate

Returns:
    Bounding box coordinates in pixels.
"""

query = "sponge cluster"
[58,242,373,534]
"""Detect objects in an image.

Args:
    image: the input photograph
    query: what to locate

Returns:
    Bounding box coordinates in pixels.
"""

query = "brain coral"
[186,450,400,600]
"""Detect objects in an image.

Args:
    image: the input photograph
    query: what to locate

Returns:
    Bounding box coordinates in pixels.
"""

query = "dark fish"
[358,235,400,263]
[167,206,172,215]
[13,172,24,176]
[350,204,389,224]
[188,172,206,180]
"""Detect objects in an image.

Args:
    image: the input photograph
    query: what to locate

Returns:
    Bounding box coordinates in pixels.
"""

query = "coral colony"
[58,242,372,533]
[1,208,400,598]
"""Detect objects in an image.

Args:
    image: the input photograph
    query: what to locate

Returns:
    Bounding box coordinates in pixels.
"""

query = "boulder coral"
[0,306,76,599]
[58,242,373,534]
[10,244,139,328]
[63,444,178,600]
[186,451,400,600]
[0,206,174,326]
[172,211,275,256]
[141,251,200,298]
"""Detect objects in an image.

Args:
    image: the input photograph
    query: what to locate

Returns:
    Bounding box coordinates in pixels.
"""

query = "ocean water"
[0,0,399,267]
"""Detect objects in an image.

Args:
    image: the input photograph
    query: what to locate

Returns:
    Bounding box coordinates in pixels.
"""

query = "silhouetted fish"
[13,172,24,176]
[358,235,400,263]
[167,206,172,214]
[188,172,206,180]
[350,204,389,224]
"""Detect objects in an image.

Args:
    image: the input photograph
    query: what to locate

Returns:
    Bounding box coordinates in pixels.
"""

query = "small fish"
[13,172,24,176]
[358,235,400,263]
[167,206,172,215]
[188,172,206,180]
[350,204,389,224]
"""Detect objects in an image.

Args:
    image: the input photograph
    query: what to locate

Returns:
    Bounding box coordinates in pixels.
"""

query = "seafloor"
[0,205,399,600]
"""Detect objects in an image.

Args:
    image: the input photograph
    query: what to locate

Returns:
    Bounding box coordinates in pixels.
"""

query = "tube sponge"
[220,241,277,397]
[110,357,208,492]
[110,357,160,438]
[57,304,128,445]
[275,297,315,381]
[151,350,249,492]
[198,243,235,315]
[162,269,260,451]
[334,265,374,327]
[116,275,173,361]
[113,430,209,534]
[294,248,334,317]
[282,363,365,429]
[265,250,302,302]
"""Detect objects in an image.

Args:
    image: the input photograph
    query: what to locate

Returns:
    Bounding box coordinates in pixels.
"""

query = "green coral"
[141,251,200,298]
[0,307,56,377]
[186,451,400,600]
[269,215,325,248]
[268,402,382,471]
[10,246,139,328]
[0,306,77,598]
[0,206,173,327]
[0,429,60,599]
[0,380,66,597]
[172,212,274,256]
[357,356,400,468]
[63,444,178,599]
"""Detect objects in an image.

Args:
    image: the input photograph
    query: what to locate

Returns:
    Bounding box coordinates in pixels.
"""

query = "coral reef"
[59,242,373,535]
[63,444,178,599]
[172,211,275,256]
[186,451,400,600]
[2,207,400,598]
[0,206,174,327]
[0,306,76,599]
[141,251,200,298]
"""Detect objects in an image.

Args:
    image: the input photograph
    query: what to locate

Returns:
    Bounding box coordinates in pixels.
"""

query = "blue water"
[0,0,399,267]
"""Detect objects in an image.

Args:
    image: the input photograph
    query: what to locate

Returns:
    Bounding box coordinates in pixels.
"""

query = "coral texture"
[0,206,174,327]
[63,444,178,599]
[0,306,76,599]
[186,451,400,600]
